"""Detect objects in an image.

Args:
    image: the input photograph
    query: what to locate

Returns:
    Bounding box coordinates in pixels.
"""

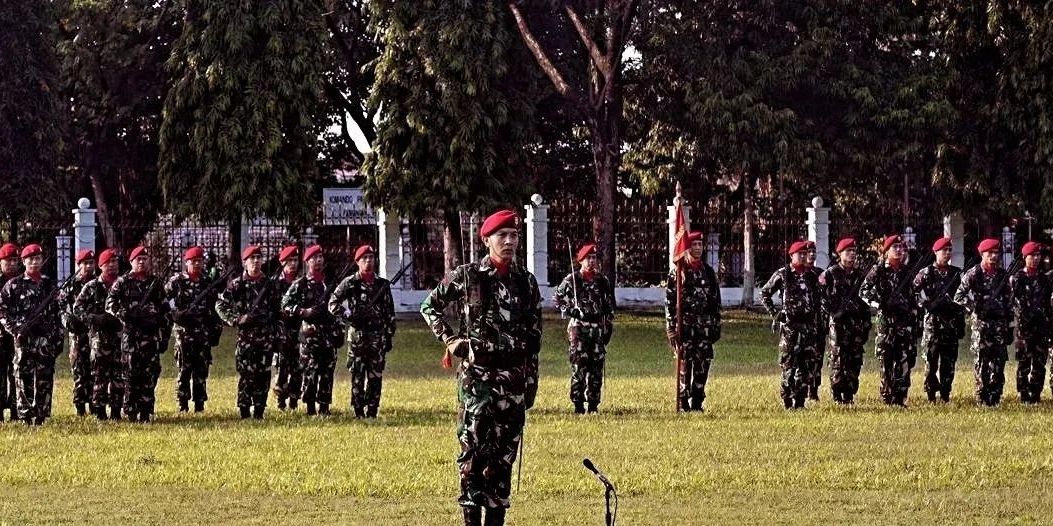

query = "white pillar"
[943,212,964,268]
[667,200,691,269]
[1002,226,1015,268]
[902,226,916,250]
[524,194,549,286]
[302,227,318,248]
[239,215,252,255]
[72,197,96,256]
[55,229,72,282]
[705,232,720,271]
[806,196,830,268]
[377,208,405,289]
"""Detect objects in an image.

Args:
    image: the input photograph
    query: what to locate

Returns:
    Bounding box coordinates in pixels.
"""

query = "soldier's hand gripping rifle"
[828,260,879,321]
[236,263,286,329]
[300,258,355,324]
[340,261,413,328]
[173,262,239,326]
[17,256,71,339]
[923,256,977,312]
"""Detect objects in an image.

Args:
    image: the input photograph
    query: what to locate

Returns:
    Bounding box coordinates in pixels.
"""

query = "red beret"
[20,244,42,259]
[977,238,1000,254]
[278,245,298,263]
[835,238,856,253]
[354,245,375,261]
[479,209,520,239]
[97,248,117,267]
[575,243,596,262]
[303,244,323,262]
[75,249,95,265]
[241,245,261,260]
[882,235,903,252]
[0,243,19,260]
[788,240,809,255]
[1021,241,1042,257]
[184,246,204,261]
[931,237,952,252]
[128,246,147,261]
[687,231,704,243]
[804,240,816,250]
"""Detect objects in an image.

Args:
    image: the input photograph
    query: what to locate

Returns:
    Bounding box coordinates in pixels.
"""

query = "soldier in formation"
[913,237,966,402]
[166,246,224,412]
[665,232,721,412]
[1009,241,1048,403]
[0,242,20,421]
[762,240,821,409]
[803,241,827,400]
[272,245,302,410]
[329,245,396,419]
[74,248,125,420]
[818,238,872,404]
[955,238,1014,406]
[553,243,615,414]
[421,209,542,526]
[59,250,96,416]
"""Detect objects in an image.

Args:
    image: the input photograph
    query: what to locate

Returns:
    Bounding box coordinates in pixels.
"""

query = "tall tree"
[364,0,537,274]
[159,0,329,256]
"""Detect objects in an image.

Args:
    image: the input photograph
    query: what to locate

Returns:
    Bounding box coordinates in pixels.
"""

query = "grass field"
[4,310,1053,525]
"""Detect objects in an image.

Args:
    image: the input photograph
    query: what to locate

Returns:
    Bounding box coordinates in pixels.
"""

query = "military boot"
[462,506,482,526]
[137,412,150,423]
[353,406,365,419]
[92,405,108,420]
[289,398,299,410]
[239,406,251,419]
[178,399,190,413]
[76,403,87,416]
[940,389,950,403]
[252,405,265,419]
[276,397,287,411]
[319,403,331,415]
[110,405,122,421]
[365,406,378,418]
[587,401,599,414]
[194,400,205,413]
[808,386,820,401]
[305,402,316,416]
[573,402,585,414]
[483,506,506,526]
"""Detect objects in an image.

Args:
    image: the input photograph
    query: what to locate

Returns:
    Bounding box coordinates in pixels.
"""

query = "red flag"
[672,182,691,264]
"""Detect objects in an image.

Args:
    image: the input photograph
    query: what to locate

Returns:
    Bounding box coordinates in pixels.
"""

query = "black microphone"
[583,458,614,489]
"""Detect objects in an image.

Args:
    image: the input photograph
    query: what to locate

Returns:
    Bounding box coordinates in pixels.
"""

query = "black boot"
[926,391,937,403]
[110,405,122,421]
[92,406,108,420]
[587,401,599,414]
[76,403,87,416]
[573,402,585,414]
[353,406,365,419]
[289,398,298,410]
[194,400,205,413]
[783,397,793,409]
[239,406,251,419]
[252,405,265,419]
[178,399,189,413]
[793,396,806,409]
[808,386,820,401]
[462,506,482,526]
[483,506,506,526]
[940,390,950,403]
[277,397,287,411]
[305,402,316,416]
[366,405,378,418]
[319,403,331,415]
[138,411,151,423]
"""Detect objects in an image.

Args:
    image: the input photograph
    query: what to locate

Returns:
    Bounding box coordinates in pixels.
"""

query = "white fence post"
[55,229,72,282]
[524,194,549,286]
[943,212,964,268]
[806,196,830,268]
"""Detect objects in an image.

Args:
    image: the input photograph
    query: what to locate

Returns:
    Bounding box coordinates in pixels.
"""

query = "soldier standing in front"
[804,240,826,400]
[913,237,966,402]
[1009,241,1049,403]
[761,240,821,409]
[0,242,20,421]
[553,243,614,414]
[59,249,96,416]
[665,232,721,412]
[75,248,125,420]
[166,246,223,413]
[955,238,1013,406]
[818,238,872,404]
[860,235,919,406]
[420,209,542,526]
[272,245,302,410]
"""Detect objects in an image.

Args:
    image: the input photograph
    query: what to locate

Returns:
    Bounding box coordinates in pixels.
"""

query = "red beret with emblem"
[977,238,1000,254]
[1021,241,1042,257]
[75,249,95,264]
[479,209,519,239]
[278,245,298,263]
[931,237,952,252]
[804,240,816,250]
[835,238,856,253]
[20,244,43,259]
[0,243,19,260]
[788,240,809,255]
[354,245,375,261]
[97,248,117,267]
[241,245,262,260]
[882,235,903,252]
[687,231,704,243]
[575,243,596,262]
[184,246,204,261]
[128,246,148,261]
[303,244,323,262]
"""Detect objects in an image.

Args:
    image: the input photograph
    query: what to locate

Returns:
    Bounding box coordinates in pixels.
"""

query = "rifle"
[362,260,413,311]
[18,257,74,338]
[827,260,878,320]
[925,256,977,309]
[186,262,239,312]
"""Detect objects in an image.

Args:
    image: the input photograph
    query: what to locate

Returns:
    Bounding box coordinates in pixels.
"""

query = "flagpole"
[675,182,685,412]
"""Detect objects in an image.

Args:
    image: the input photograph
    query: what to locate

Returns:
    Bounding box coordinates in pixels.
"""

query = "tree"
[364,0,537,274]
[0,1,63,231]
[159,0,329,256]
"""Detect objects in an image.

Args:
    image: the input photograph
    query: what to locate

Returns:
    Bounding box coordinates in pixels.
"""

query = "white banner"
[322,187,376,225]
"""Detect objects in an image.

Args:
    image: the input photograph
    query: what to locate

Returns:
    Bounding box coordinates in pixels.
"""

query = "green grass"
[4,310,1053,525]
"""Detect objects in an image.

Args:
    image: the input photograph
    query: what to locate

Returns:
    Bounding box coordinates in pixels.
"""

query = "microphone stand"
[583,458,618,526]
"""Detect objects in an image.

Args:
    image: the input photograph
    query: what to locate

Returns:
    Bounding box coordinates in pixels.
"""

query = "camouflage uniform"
[59,274,93,411]
[913,264,965,402]
[282,273,342,412]
[166,272,223,408]
[272,273,302,408]
[328,272,396,417]
[420,256,542,512]
[1009,269,1050,402]
[806,265,827,399]
[553,270,614,412]
[74,276,125,417]
[860,262,919,405]
[954,264,1013,405]
[0,271,19,419]
[106,272,170,419]
[0,274,63,423]
[216,272,280,412]
[761,265,820,408]
[818,264,872,403]
[664,262,720,411]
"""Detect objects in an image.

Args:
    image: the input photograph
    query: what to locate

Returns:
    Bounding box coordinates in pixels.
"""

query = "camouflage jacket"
[1010,269,1051,338]
[818,264,870,320]
[761,265,820,325]
[0,273,64,349]
[58,273,93,336]
[274,273,300,339]
[420,256,542,368]
[166,272,223,345]
[74,276,123,351]
[913,264,965,343]
[0,272,15,343]
[328,272,396,339]
[553,270,614,330]
[105,272,170,346]
[216,272,281,344]
[281,273,342,349]
[860,261,920,328]
[664,262,721,340]
[954,264,1013,325]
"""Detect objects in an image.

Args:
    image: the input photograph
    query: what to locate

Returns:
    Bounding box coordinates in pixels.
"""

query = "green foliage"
[159,0,328,223]
[363,0,536,217]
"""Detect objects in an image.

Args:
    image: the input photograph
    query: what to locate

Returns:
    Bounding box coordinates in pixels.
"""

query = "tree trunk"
[228,214,241,265]
[589,94,619,286]
[89,173,116,248]
[741,171,755,307]
[443,208,464,275]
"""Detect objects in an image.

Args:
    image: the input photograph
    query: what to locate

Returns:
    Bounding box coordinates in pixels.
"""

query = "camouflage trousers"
[69,333,92,406]
[300,344,336,406]
[174,338,211,404]
[273,334,302,403]
[778,324,816,407]
[90,347,125,409]
[809,316,828,392]
[828,322,869,403]
[124,343,162,416]
[457,365,527,509]
[972,322,1009,406]
[1014,335,1048,401]
[568,324,606,406]
[236,343,272,409]
[875,324,913,405]
[347,349,387,412]
[0,338,15,415]
[922,340,959,401]
[677,338,712,411]
[13,345,58,421]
